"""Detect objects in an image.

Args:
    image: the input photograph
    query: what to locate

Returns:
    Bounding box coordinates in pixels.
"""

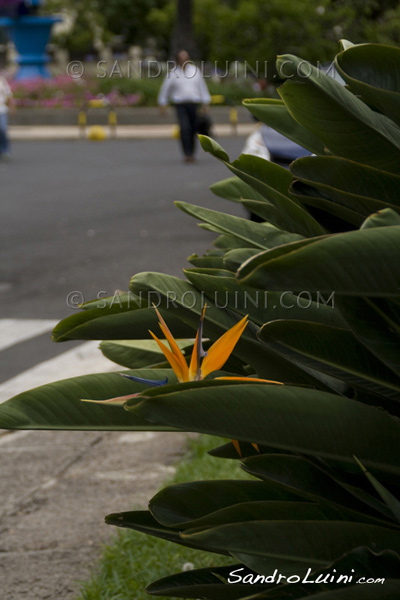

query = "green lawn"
[77,435,251,600]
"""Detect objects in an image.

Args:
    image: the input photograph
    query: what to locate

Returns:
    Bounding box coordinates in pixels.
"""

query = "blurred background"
[1,0,400,108]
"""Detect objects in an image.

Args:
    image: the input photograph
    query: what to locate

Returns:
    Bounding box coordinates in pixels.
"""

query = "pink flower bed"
[10,75,141,108]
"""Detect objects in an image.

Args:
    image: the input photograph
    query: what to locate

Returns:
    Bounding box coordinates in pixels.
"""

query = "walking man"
[0,74,12,159]
[158,50,211,163]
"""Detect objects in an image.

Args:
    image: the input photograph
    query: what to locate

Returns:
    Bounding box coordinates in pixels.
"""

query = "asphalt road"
[0,137,251,599]
[0,137,247,382]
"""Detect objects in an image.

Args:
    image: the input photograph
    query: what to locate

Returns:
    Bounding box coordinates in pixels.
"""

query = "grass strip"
[77,435,250,599]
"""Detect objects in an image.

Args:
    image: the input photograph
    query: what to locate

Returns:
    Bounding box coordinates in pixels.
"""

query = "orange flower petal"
[149,330,189,382]
[201,315,248,378]
[231,439,242,458]
[215,376,284,385]
[189,306,207,380]
[154,307,188,377]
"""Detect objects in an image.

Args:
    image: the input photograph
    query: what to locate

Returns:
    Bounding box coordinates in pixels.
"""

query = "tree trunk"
[170,0,199,59]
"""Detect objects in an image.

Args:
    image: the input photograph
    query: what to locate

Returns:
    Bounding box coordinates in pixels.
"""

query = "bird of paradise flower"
[84,305,283,456]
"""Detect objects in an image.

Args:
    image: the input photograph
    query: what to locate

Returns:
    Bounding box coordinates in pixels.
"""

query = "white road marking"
[0,341,120,404]
[0,319,58,352]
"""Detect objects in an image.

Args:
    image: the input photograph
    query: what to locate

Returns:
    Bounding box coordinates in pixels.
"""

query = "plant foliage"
[1,41,400,598]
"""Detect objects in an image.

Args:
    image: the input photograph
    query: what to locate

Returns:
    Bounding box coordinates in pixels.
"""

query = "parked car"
[242,123,311,165]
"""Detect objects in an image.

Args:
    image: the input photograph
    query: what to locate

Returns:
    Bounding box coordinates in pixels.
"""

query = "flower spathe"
[81,306,283,456]
[149,305,248,383]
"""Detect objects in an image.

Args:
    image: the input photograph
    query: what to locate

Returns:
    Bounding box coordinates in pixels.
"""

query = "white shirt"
[0,76,12,114]
[158,63,211,106]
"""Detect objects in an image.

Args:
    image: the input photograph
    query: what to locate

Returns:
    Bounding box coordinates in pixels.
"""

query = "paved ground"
[0,429,189,600]
[0,136,248,599]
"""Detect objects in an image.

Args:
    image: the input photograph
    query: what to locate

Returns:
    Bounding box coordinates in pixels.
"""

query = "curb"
[9,123,256,141]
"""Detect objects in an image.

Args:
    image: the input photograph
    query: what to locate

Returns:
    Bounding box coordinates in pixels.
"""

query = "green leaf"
[200,137,325,237]
[336,43,400,126]
[361,209,400,230]
[355,458,400,525]
[290,181,365,227]
[0,368,177,430]
[276,55,400,173]
[146,564,264,600]
[210,176,266,204]
[335,297,400,378]
[183,270,346,329]
[175,202,304,250]
[242,454,393,521]
[199,135,230,161]
[99,339,192,369]
[223,248,260,272]
[52,306,195,343]
[105,510,225,554]
[242,98,326,155]
[182,521,400,574]
[169,501,386,534]
[188,255,226,269]
[129,383,400,479]
[290,157,400,214]
[247,548,400,598]
[237,226,400,296]
[258,320,400,399]
[149,480,300,527]
[289,581,400,600]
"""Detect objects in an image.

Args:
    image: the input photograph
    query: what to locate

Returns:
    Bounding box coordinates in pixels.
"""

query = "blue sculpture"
[0,1,60,79]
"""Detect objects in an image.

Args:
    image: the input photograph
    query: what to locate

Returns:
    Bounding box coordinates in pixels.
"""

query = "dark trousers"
[175,103,198,157]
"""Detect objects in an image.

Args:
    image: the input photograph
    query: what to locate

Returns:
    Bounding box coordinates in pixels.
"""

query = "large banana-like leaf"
[147,550,400,599]
[289,181,364,227]
[242,98,326,155]
[336,43,400,126]
[0,369,177,430]
[211,176,266,204]
[335,297,400,378]
[149,480,300,528]
[188,255,226,269]
[237,226,400,296]
[223,248,261,272]
[258,320,400,400]
[181,521,400,575]
[200,137,325,238]
[184,270,346,329]
[176,201,304,250]
[105,510,227,554]
[99,339,191,369]
[290,157,400,214]
[276,55,400,173]
[244,547,400,598]
[146,564,265,600]
[52,305,195,343]
[241,454,393,521]
[128,383,400,478]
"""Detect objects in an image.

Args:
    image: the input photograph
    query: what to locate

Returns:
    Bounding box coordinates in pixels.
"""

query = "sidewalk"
[9,122,255,141]
[0,345,192,599]
[0,427,190,599]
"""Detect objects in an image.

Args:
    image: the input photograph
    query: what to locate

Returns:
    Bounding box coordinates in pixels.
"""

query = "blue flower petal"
[120,374,168,387]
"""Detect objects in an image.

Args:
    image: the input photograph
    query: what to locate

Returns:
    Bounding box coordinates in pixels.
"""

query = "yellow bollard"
[108,110,117,138]
[78,110,87,138]
[87,126,107,141]
[229,107,238,134]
